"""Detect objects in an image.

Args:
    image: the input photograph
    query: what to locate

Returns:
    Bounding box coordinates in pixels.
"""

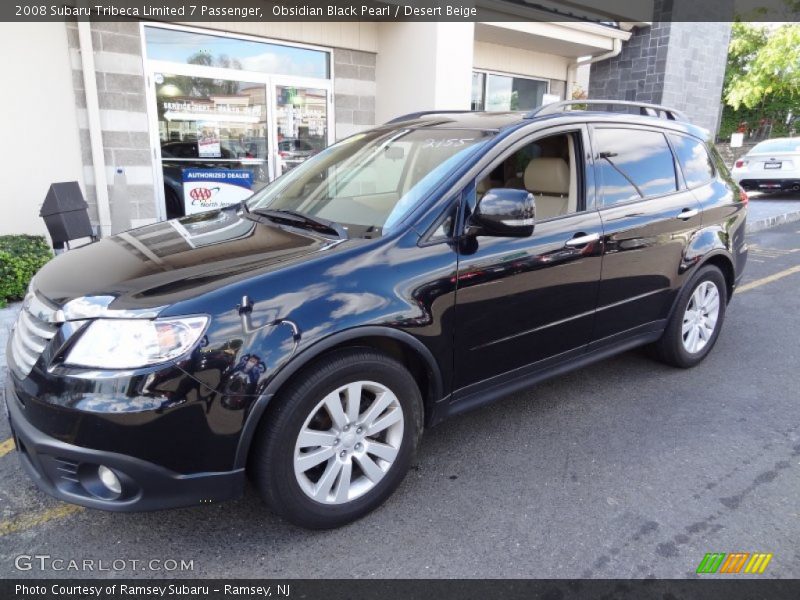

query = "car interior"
[477,133,579,220]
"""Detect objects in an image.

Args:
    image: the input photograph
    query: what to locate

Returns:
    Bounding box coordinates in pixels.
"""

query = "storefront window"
[473,72,549,112]
[274,86,328,175]
[155,73,270,219]
[471,72,485,111]
[145,26,330,79]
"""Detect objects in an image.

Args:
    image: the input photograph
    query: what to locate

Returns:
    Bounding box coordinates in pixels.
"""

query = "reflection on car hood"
[34,209,344,311]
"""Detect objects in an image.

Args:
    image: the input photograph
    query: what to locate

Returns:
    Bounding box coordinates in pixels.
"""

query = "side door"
[590,125,704,342]
[452,125,603,393]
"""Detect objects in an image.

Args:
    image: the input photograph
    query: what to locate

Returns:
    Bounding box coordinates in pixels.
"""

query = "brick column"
[333,48,377,140]
[67,21,156,228]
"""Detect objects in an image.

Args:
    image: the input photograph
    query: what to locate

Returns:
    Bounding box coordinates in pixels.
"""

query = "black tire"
[250,348,423,529]
[651,265,727,368]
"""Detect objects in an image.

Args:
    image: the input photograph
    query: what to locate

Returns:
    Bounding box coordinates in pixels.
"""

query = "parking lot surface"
[746,191,800,229]
[1,220,800,579]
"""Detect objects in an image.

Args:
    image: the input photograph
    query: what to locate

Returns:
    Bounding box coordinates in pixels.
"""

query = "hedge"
[0,235,52,308]
[718,97,799,141]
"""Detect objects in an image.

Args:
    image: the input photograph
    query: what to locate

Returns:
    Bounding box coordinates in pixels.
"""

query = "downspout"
[77,21,112,238]
[566,37,623,98]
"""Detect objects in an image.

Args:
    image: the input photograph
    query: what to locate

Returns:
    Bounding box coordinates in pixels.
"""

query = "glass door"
[153,70,270,218]
[271,81,330,178]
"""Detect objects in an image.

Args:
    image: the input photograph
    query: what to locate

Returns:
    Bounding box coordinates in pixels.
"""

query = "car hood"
[33,208,344,312]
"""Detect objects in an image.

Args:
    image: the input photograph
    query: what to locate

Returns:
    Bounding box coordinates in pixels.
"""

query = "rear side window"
[670,134,715,187]
[594,128,678,207]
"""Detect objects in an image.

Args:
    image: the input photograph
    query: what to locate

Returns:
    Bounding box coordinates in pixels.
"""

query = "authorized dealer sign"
[15,584,287,597]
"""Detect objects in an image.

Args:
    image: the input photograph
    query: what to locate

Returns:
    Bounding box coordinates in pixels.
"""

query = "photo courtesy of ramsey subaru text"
[4,100,747,529]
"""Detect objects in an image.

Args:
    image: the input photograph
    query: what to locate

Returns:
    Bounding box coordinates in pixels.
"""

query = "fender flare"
[665,249,735,325]
[233,325,444,468]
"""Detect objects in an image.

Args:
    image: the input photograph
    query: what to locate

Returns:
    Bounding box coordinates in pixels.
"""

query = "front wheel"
[250,349,423,529]
[651,265,727,368]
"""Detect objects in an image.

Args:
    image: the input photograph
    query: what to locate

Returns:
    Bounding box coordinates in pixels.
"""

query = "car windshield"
[751,139,800,154]
[246,127,494,236]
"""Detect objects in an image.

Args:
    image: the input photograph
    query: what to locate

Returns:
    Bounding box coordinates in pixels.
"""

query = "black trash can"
[39,182,95,251]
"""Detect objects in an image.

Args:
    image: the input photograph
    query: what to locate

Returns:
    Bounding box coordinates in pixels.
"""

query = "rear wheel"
[250,349,423,529]
[651,265,727,368]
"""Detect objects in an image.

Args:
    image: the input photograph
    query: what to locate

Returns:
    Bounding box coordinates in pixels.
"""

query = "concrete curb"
[746,210,800,233]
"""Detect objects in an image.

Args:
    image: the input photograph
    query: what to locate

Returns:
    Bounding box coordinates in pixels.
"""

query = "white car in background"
[732,137,800,193]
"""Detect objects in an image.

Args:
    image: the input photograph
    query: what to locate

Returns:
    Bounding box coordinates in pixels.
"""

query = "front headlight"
[65,316,208,369]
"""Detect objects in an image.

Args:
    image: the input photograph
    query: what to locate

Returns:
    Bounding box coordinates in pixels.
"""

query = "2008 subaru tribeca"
[5,101,747,528]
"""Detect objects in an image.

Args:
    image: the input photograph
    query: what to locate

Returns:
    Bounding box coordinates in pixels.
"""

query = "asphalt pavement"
[746,191,800,231]
[1,220,799,579]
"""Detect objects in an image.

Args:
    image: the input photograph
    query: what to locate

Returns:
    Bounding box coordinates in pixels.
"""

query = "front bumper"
[4,382,244,512]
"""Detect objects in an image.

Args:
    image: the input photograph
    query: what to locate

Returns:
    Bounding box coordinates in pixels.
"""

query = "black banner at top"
[3,0,800,23]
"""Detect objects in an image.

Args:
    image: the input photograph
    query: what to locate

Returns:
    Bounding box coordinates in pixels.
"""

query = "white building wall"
[575,63,591,95]
[473,41,570,82]
[375,22,474,124]
[0,22,85,237]
[191,21,378,53]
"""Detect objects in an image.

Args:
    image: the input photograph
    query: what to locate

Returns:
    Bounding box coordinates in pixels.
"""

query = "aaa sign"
[182,169,253,215]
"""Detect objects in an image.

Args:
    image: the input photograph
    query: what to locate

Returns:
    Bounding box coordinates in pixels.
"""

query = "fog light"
[97,465,121,494]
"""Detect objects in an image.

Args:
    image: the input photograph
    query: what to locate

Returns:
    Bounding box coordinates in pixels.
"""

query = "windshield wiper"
[250,208,348,239]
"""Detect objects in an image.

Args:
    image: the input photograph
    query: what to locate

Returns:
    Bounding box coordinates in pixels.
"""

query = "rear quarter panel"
[694,145,748,284]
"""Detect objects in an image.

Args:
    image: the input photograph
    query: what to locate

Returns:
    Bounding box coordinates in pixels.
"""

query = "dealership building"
[0,0,730,239]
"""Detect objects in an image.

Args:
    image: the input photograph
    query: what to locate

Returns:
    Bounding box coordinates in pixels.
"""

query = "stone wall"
[588,21,671,107]
[588,0,732,135]
[333,48,377,139]
[66,21,156,227]
[660,22,730,136]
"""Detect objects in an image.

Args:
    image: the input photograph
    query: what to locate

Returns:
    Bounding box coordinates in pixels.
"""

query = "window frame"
[666,132,717,191]
[471,69,551,113]
[589,124,683,210]
[418,124,593,246]
[471,127,588,221]
[418,193,462,246]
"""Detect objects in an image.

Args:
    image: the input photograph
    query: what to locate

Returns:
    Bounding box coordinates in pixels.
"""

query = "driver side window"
[477,131,582,220]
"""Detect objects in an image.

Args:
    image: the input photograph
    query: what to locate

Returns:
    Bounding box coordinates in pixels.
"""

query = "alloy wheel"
[293,380,404,504]
[681,280,721,354]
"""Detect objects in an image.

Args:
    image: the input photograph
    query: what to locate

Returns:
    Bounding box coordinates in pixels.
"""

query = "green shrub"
[0,235,52,308]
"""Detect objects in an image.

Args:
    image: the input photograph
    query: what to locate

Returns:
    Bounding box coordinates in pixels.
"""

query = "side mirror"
[469,188,535,237]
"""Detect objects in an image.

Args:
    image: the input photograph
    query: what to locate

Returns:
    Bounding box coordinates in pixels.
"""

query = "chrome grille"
[9,290,60,377]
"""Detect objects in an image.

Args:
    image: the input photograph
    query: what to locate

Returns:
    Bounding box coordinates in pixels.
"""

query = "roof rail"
[384,110,471,124]
[524,100,688,122]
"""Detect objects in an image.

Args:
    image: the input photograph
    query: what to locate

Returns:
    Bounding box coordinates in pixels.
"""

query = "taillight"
[734,159,744,168]
[739,188,749,205]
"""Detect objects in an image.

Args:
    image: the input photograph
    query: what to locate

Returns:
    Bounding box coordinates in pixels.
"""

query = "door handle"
[676,208,699,220]
[565,232,600,247]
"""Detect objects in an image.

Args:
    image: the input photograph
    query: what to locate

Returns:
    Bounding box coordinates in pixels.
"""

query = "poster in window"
[197,121,221,158]
[182,169,253,215]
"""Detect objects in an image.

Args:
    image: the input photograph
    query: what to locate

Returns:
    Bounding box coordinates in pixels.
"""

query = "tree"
[719,22,800,139]
[724,23,800,110]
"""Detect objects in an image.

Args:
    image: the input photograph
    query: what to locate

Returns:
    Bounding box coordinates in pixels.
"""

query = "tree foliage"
[724,23,800,110]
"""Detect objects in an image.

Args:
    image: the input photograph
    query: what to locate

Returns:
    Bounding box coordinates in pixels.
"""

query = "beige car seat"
[523,157,570,220]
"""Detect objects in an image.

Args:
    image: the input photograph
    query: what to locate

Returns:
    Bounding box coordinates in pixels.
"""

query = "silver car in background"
[732,137,800,193]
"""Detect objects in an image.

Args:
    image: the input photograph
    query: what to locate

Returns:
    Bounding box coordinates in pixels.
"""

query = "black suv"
[5,101,747,528]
